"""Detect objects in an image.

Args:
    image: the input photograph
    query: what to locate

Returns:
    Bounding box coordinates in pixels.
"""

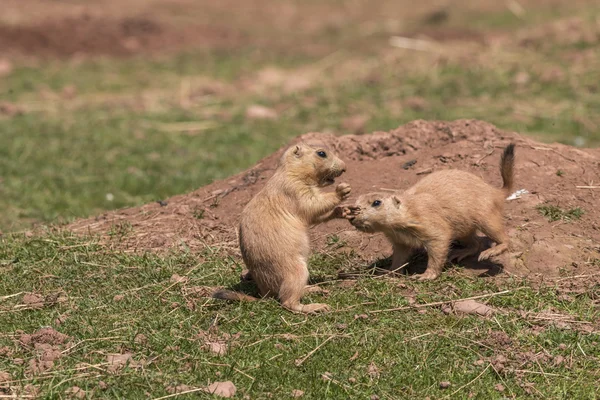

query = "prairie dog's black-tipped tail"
[500,143,516,194]
[212,290,258,302]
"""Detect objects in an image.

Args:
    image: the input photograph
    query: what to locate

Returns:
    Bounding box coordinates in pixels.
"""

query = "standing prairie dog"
[213,142,351,313]
[347,144,516,281]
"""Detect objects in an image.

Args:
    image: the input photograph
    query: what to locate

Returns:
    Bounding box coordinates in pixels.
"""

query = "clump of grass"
[193,208,205,219]
[556,170,564,176]
[537,205,584,222]
[108,221,133,238]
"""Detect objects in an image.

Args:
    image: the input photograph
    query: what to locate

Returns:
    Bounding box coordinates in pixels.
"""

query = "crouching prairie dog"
[347,143,516,281]
[213,142,351,313]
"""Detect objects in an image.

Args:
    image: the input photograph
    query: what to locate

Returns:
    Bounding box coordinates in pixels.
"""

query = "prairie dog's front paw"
[335,183,351,201]
[343,205,360,218]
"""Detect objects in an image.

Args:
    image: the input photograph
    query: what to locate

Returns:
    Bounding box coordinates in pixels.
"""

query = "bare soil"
[68,120,600,279]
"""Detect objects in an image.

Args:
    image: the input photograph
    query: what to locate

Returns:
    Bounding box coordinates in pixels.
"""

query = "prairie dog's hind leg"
[279,259,330,314]
[478,216,509,261]
[449,234,481,262]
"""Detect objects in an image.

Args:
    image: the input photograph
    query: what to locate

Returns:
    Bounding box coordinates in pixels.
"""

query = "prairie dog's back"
[410,169,504,215]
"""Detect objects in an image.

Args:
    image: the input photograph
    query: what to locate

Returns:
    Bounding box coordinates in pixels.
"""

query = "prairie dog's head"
[348,192,403,233]
[279,142,346,186]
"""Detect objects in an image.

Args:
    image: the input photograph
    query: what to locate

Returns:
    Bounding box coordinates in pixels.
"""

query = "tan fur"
[347,144,516,281]
[213,142,350,313]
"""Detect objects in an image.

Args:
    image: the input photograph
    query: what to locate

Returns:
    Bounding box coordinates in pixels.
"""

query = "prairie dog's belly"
[240,213,309,264]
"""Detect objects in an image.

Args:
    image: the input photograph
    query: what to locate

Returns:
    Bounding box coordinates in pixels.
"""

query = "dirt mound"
[68,120,600,278]
[0,15,241,58]
[19,327,70,347]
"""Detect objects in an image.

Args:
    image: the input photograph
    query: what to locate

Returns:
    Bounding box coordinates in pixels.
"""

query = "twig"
[151,387,208,400]
[576,186,599,189]
[295,335,336,366]
[370,288,526,314]
[509,369,567,378]
[447,364,490,398]
[0,292,23,301]
[577,342,587,357]
[374,262,408,278]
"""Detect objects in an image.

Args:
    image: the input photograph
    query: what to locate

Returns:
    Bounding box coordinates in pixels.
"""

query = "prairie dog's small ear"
[293,145,302,157]
[392,196,401,207]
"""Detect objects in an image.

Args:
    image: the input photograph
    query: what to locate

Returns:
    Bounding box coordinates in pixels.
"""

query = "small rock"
[494,383,505,392]
[439,381,451,389]
[453,300,494,316]
[98,381,108,390]
[113,294,124,302]
[291,389,305,398]
[348,377,356,383]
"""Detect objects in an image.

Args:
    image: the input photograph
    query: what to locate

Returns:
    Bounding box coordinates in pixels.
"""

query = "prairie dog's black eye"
[372,200,381,207]
[316,151,327,158]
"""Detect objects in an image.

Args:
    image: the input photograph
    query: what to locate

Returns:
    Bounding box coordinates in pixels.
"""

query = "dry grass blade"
[446,364,491,398]
[295,335,336,366]
[151,387,207,400]
[0,292,23,301]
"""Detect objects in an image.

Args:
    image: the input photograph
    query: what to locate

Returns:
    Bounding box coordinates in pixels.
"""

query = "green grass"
[0,233,598,398]
[537,205,585,222]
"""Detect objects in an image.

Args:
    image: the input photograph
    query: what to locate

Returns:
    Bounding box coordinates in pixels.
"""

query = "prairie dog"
[213,142,350,313]
[347,144,515,281]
